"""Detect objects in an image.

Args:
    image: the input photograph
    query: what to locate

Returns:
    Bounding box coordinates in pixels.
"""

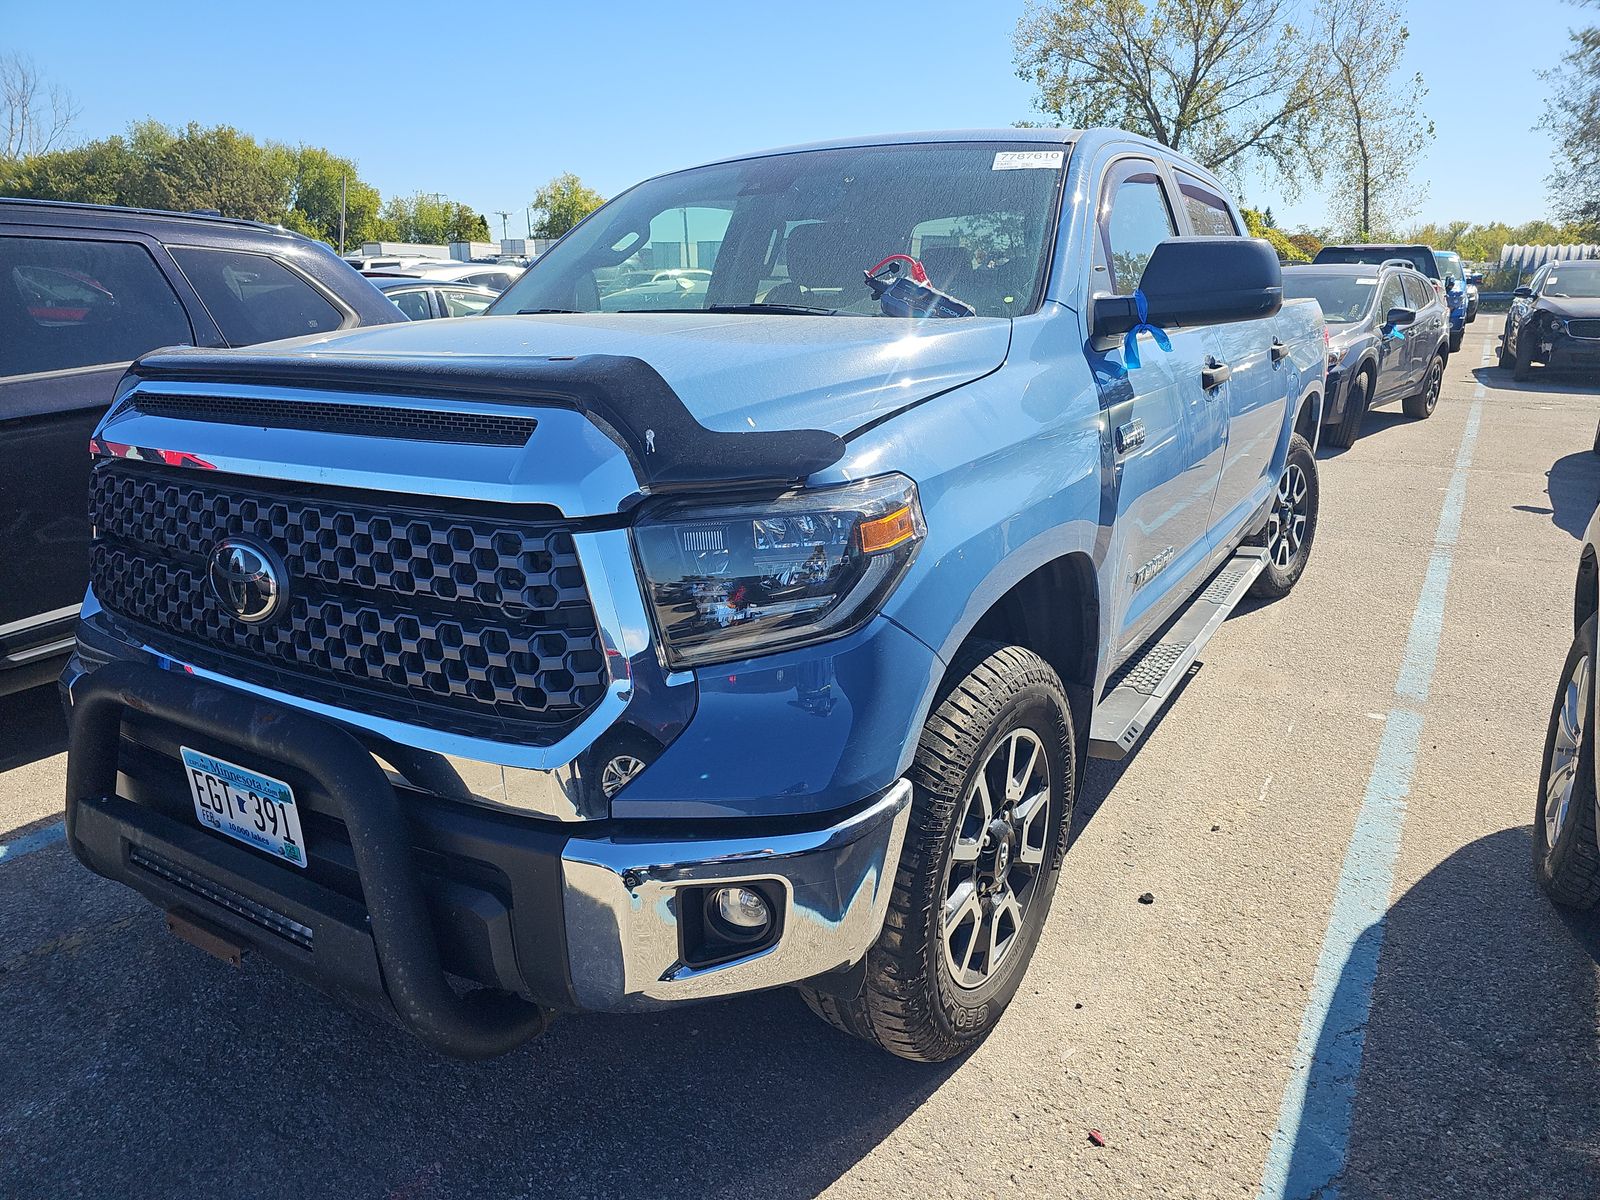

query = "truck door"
[1171,171,1284,545]
[1089,157,1227,655]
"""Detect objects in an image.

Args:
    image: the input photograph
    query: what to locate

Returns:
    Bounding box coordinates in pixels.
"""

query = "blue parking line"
[0,819,65,867]
[1259,359,1488,1199]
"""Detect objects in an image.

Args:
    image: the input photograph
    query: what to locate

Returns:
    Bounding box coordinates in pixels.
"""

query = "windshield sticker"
[1356,277,1378,285]
[993,150,1065,171]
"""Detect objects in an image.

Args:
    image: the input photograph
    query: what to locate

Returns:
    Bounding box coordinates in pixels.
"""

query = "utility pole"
[494,210,513,241]
[338,172,348,255]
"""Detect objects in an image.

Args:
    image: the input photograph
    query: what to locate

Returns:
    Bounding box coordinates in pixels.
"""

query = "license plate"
[181,746,308,869]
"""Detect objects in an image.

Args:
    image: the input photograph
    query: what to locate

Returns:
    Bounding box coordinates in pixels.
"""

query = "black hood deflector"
[125,349,846,492]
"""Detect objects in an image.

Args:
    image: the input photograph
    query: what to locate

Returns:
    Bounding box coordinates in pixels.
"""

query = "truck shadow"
[1270,827,1600,1198]
[0,844,957,1200]
[0,682,67,772]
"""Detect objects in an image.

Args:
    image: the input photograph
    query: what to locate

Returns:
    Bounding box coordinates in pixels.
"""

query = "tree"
[1242,207,1309,262]
[1314,0,1431,241]
[1012,0,1320,184]
[1,52,78,161]
[528,172,604,238]
[1542,3,1600,225]
[285,146,382,251]
[376,193,490,244]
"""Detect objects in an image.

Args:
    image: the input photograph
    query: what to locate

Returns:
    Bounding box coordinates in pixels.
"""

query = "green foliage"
[1404,218,1599,264]
[1,119,478,251]
[1242,208,1310,262]
[1541,13,1600,224]
[376,193,489,244]
[528,172,604,238]
[1285,231,1324,259]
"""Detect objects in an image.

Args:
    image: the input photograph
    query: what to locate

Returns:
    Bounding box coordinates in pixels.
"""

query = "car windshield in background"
[1543,263,1600,298]
[1315,246,1433,275]
[1435,252,1462,281]
[1282,272,1378,323]
[493,142,1068,320]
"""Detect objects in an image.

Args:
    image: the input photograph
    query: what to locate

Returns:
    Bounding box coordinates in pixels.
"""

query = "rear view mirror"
[1092,237,1283,337]
[1385,307,1417,327]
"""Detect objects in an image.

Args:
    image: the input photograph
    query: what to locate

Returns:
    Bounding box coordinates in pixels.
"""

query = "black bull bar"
[64,660,551,1058]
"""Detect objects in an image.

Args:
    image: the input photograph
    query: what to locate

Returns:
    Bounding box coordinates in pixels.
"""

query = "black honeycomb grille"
[1569,319,1600,340]
[127,392,539,446]
[88,461,608,741]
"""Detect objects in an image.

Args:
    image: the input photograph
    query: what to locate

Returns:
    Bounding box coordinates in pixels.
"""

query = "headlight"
[1546,314,1568,334]
[632,474,925,668]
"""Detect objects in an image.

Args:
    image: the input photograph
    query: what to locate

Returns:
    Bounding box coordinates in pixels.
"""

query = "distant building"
[1499,244,1600,273]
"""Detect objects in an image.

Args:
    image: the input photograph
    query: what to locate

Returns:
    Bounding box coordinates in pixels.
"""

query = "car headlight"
[1546,314,1568,334]
[632,474,925,668]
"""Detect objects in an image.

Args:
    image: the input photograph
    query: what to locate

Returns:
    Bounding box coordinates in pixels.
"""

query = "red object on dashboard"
[865,254,928,284]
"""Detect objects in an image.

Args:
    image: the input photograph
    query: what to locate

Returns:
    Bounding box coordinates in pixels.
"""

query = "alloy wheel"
[1546,653,1591,847]
[1265,463,1310,571]
[941,728,1052,990]
[1424,358,1443,413]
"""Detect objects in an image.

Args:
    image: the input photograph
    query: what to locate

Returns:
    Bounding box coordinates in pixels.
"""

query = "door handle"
[1270,338,1288,364]
[1202,357,1232,390]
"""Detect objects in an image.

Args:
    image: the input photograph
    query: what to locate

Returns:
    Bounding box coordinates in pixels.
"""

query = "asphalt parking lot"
[3,324,1599,1199]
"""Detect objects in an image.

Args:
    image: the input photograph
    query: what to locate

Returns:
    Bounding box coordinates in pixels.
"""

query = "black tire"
[1448,328,1463,353]
[1513,326,1534,381]
[1534,616,1600,908]
[1402,352,1444,418]
[799,642,1075,1062]
[1324,368,1371,450]
[1592,418,1600,457]
[1247,433,1319,600]
[1498,337,1513,370]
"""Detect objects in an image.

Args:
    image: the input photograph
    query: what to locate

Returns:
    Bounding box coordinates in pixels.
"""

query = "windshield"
[1543,263,1600,298]
[1283,272,1378,323]
[1434,252,1462,281]
[492,142,1068,320]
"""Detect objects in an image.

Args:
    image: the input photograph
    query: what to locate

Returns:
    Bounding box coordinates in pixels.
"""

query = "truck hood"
[216,312,1013,438]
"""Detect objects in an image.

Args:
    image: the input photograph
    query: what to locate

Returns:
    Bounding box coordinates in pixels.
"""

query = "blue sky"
[1,0,1582,233]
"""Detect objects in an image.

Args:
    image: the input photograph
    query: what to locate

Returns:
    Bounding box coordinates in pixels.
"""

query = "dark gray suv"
[0,200,402,696]
[1282,262,1451,449]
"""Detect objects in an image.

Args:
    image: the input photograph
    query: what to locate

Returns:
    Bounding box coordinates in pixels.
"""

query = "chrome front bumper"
[560,779,913,1010]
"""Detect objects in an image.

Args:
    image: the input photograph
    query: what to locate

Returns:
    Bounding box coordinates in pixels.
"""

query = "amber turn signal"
[858,504,918,554]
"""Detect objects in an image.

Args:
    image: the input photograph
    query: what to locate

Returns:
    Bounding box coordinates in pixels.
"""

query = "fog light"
[708,886,772,939]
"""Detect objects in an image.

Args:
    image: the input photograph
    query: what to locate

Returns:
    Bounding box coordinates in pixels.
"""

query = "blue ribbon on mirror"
[1123,289,1172,369]
[1386,325,1405,342]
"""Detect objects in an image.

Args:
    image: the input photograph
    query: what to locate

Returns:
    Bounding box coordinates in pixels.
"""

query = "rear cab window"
[0,235,193,379]
[170,247,346,345]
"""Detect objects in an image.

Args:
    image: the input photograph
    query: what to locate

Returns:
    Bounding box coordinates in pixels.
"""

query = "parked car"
[1282,261,1450,448]
[1465,270,1482,322]
[597,268,713,310]
[369,276,500,320]
[1498,259,1600,380]
[0,199,402,697]
[61,129,1326,1062]
[381,262,523,292]
[1432,250,1469,350]
[1534,506,1600,909]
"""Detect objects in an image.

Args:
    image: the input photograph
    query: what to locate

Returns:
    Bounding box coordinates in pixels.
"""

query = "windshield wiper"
[516,307,580,314]
[706,303,840,316]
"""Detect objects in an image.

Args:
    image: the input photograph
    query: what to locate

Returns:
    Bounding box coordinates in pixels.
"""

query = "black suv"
[0,200,402,696]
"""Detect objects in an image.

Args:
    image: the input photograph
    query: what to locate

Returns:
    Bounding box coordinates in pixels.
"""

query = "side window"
[1176,172,1240,237]
[0,236,192,379]
[1378,275,1407,319]
[388,289,433,321]
[1401,274,1431,310]
[170,247,344,345]
[1094,160,1178,294]
[440,288,493,318]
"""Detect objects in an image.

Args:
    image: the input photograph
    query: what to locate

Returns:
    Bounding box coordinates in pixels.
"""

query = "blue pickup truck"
[60,129,1325,1062]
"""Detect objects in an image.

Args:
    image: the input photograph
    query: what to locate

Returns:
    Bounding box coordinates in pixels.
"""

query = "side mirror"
[1384,307,1417,328]
[1513,285,1535,298]
[1091,236,1283,337]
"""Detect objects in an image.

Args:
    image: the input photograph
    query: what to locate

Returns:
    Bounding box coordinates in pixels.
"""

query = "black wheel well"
[1577,547,1598,635]
[962,553,1099,742]
[1295,388,1321,443]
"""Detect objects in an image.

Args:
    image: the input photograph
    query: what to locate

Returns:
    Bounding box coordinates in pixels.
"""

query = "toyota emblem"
[207,538,284,624]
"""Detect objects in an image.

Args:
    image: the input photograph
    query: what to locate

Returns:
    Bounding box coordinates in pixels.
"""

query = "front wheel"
[1324,369,1371,450]
[1403,353,1444,418]
[1248,432,1319,599]
[1448,328,1464,353]
[1535,616,1600,908]
[1513,327,1535,381]
[799,642,1074,1062]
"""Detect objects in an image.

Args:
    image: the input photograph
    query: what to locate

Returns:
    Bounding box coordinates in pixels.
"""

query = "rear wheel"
[1403,353,1444,418]
[1535,616,1600,908]
[1248,433,1319,600]
[1324,369,1371,450]
[799,642,1074,1062]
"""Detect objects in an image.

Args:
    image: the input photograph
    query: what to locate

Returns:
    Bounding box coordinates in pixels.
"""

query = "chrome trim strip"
[560,779,913,1010]
[0,603,82,639]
